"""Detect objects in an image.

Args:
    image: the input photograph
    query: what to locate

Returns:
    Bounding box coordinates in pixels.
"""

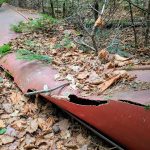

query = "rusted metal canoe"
[1,53,150,150]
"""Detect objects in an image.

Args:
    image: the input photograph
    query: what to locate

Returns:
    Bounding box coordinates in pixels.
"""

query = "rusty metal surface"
[129,70,150,82]
[1,53,150,150]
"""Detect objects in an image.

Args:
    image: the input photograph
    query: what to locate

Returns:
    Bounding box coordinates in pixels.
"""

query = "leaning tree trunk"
[144,0,150,46]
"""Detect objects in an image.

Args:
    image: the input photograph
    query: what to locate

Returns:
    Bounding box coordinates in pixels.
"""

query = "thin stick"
[24,83,70,96]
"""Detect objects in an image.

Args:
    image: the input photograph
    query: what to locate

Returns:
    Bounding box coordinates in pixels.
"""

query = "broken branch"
[24,83,70,96]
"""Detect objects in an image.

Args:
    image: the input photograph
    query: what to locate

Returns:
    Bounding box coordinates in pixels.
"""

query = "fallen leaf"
[77,134,87,145]
[98,75,121,94]
[0,120,5,128]
[98,49,110,63]
[38,117,54,131]
[94,16,105,28]
[61,130,71,140]
[114,60,132,67]
[77,71,89,80]
[105,62,115,69]
[0,135,15,144]
[69,65,80,72]
[8,141,20,150]
[12,120,27,131]
[10,91,22,104]
[22,103,37,116]
[6,126,17,137]
[2,103,13,113]
[26,119,38,133]
[114,54,130,61]
[57,119,70,131]
[25,134,36,145]
[87,71,103,85]
[65,140,78,149]
[80,145,88,150]
[66,74,75,84]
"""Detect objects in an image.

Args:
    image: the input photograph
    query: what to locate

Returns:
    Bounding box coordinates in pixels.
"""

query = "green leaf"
[0,128,7,135]
[0,77,3,83]
[0,44,11,57]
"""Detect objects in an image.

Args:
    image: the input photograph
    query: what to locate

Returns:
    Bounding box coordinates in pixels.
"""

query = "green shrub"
[11,15,58,33]
[0,0,7,5]
[54,35,75,49]
[0,44,11,57]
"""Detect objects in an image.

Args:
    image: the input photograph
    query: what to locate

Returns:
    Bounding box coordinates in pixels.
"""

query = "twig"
[24,83,70,96]
[89,4,101,15]
[125,0,148,13]
[73,37,96,51]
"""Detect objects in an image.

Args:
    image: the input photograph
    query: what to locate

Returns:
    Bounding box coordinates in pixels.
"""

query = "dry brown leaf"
[38,117,54,131]
[65,140,78,149]
[76,134,87,145]
[22,103,37,116]
[0,120,5,128]
[94,16,105,28]
[87,71,104,85]
[98,75,121,94]
[105,62,115,69]
[0,135,15,144]
[60,130,71,140]
[114,54,130,61]
[98,49,110,62]
[77,72,89,80]
[26,119,38,133]
[12,120,27,131]
[114,60,132,67]
[10,92,22,104]
[55,119,70,131]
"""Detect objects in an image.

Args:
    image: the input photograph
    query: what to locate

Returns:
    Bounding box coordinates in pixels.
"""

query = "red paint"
[1,53,150,150]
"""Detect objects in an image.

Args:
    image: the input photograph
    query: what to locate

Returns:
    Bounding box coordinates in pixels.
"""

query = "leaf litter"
[9,20,150,97]
[0,68,110,149]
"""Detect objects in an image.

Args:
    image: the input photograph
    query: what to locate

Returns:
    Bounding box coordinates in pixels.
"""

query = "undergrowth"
[0,0,7,4]
[11,14,58,33]
[0,44,11,57]
[16,49,52,63]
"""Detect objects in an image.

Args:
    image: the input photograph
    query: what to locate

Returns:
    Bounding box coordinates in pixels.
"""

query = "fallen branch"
[73,37,96,51]
[24,83,70,96]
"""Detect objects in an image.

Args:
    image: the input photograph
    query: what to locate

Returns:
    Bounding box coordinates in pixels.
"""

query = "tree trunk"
[94,0,99,21]
[128,0,138,48]
[50,0,55,18]
[144,0,150,46]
